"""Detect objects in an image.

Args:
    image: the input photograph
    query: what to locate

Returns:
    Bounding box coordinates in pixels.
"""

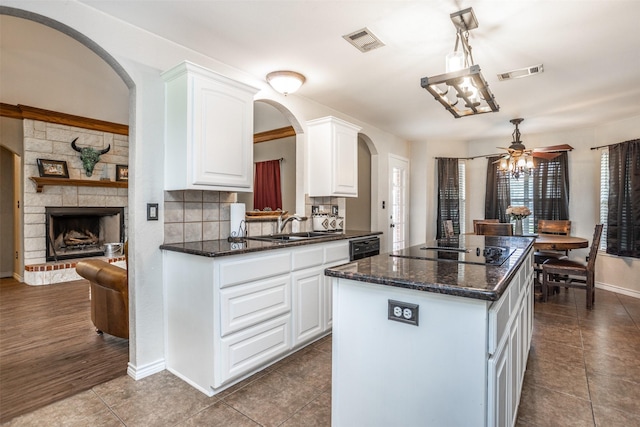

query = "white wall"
[2,1,410,379]
[0,15,129,124]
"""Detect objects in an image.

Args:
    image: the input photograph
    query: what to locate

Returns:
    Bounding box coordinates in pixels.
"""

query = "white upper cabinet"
[162,61,259,191]
[307,116,361,197]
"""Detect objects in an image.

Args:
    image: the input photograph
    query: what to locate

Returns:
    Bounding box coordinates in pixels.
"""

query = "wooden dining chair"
[473,219,500,235]
[476,222,513,236]
[541,224,603,309]
[535,220,571,259]
[534,220,572,284]
[538,219,572,236]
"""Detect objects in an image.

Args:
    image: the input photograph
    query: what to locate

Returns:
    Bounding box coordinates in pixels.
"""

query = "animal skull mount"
[71,138,111,177]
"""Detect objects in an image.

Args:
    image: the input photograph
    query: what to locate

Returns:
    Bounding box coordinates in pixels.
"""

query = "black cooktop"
[389,236,517,266]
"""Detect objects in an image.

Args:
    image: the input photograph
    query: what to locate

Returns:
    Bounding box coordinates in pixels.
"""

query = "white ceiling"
[79,0,640,142]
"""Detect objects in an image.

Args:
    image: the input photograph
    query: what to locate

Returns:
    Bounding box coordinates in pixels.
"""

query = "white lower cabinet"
[488,336,509,427]
[292,267,324,347]
[323,273,333,330]
[487,250,534,427]
[164,240,349,396]
[291,241,349,348]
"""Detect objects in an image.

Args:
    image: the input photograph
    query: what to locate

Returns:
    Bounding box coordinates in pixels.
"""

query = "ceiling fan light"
[526,159,534,168]
[266,71,306,95]
[517,157,526,167]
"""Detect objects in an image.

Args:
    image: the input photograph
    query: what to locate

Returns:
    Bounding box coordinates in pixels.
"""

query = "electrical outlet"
[388,300,419,326]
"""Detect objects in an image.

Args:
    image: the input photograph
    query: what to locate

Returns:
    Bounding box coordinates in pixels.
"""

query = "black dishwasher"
[349,236,380,260]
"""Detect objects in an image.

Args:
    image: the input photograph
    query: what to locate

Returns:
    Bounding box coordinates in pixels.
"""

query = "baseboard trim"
[596,282,640,299]
[13,272,23,282]
[127,359,166,381]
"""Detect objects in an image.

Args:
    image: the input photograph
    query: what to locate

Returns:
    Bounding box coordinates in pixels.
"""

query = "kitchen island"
[325,235,535,427]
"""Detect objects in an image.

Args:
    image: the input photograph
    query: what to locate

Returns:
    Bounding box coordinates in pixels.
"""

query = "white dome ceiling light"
[266,71,306,96]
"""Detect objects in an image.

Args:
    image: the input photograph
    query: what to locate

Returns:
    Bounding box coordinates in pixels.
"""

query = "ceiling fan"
[495,118,573,178]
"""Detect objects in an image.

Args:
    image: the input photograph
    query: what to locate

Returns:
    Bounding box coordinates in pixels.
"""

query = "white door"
[389,155,409,252]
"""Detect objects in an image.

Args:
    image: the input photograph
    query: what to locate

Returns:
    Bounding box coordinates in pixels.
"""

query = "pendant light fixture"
[497,118,535,179]
[420,8,499,118]
[266,71,306,96]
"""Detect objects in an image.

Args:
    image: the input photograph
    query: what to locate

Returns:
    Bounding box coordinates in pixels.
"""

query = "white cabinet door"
[509,313,520,427]
[323,273,333,330]
[307,116,361,197]
[488,337,510,427]
[163,61,259,191]
[292,266,324,347]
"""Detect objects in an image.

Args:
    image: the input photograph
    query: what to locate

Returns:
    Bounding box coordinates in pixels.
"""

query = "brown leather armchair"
[76,246,128,339]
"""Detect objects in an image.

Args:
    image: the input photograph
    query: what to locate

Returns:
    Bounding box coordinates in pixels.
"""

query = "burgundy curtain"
[254,160,282,211]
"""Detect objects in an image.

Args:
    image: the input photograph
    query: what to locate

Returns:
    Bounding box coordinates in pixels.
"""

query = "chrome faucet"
[277,212,303,233]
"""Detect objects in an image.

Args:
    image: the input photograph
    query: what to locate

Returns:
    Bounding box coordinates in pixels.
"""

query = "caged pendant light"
[420,8,499,118]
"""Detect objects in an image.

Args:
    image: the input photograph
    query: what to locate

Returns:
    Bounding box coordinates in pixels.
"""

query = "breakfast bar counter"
[327,235,535,427]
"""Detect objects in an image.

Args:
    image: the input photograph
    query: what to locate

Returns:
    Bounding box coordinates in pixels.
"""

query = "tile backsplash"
[163,191,346,243]
[164,190,236,243]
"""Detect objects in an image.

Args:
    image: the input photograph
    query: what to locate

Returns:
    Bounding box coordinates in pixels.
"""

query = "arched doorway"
[0,8,135,421]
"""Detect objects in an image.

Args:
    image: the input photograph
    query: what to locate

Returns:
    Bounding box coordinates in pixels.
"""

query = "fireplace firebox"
[45,207,125,261]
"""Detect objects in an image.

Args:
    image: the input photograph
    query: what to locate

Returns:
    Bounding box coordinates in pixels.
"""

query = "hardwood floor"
[0,277,129,423]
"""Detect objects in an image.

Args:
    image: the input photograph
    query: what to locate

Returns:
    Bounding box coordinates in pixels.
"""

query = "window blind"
[459,161,466,235]
[509,175,534,234]
[599,149,609,250]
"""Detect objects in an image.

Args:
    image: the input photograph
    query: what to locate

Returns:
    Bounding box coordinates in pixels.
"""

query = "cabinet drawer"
[292,246,324,271]
[218,314,291,386]
[219,251,291,287]
[488,286,510,355]
[220,275,291,336]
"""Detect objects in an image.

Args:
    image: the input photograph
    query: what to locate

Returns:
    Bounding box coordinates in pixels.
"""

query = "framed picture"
[115,164,129,181]
[37,159,69,178]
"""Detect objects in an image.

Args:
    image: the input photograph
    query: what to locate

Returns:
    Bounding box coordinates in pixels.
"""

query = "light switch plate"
[147,203,159,221]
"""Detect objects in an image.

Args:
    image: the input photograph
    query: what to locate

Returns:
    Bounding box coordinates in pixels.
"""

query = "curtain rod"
[590,138,639,150]
[255,157,284,163]
[435,154,499,160]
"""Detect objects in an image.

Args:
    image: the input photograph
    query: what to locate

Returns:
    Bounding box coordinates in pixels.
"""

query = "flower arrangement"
[506,205,531,220]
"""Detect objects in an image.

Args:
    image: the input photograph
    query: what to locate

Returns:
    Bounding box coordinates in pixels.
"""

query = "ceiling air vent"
[343,27,385,53]
[497,64,544,81]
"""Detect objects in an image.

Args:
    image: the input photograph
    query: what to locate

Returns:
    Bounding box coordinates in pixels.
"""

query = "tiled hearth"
[22,119,129,285]
[24,256,127,286]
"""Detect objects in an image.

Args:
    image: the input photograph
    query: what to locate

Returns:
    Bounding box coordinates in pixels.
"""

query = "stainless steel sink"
[247,231,334,243]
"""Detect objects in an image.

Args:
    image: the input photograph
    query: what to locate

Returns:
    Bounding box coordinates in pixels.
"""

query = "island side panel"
[331,278,490,427]
[164,250,217,396]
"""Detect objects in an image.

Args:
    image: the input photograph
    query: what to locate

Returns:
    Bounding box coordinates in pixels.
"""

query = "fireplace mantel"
[30,177,128,193]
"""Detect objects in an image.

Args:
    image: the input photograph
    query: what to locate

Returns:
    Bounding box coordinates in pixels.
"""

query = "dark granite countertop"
[160,230,382,258]
[325,235,535,302]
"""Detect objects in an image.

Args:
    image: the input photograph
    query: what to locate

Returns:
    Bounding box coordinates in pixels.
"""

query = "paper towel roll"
[230,203,246,238]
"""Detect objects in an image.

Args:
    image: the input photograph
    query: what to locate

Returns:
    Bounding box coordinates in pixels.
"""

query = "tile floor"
[4,288,640,426]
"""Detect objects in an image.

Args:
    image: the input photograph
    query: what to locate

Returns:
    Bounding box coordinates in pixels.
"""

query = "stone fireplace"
[22,118,129,285]
[45,207,124,261]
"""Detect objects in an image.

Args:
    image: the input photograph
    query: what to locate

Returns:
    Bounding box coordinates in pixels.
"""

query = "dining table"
[532,234,589,251]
